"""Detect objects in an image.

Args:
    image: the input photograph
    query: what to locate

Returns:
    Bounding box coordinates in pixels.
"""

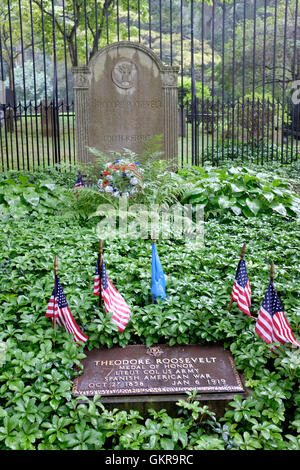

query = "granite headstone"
[73,42,179,167]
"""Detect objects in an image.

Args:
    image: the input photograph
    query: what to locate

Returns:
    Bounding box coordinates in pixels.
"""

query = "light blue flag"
[151,242,167,301]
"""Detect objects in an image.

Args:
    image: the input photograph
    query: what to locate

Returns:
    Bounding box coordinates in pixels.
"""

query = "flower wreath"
[97,159,143,197]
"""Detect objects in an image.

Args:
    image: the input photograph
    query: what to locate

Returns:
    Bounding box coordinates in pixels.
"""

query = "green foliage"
[52,150,300,226]
[27,0,149,67]
[200,141,300,169]
[176,391,238,450]
[0,160,299,450]
[66,150,188,221]
[0,174,62,219]
[130,29,219,77]
[224,93,290,145]
[215,0,299,99]
[0,164,79,188]
[178,77,212,108]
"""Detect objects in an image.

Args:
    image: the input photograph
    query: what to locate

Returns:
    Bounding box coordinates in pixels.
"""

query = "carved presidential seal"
[146,346,163,357]
[112,60,137,89]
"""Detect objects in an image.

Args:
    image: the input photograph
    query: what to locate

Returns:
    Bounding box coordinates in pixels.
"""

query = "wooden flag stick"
[270,261,275,282]
[53,255,58,332]
[152,231,156,304]
[228,297,234,312]
[228,243,247,312]
[152,230,156,244]
[240,242,247,261]
[99,239,103,308]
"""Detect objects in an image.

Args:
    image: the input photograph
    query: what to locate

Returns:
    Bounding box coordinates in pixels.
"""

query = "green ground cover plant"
[180,165,300,218]
[0,161,299,450]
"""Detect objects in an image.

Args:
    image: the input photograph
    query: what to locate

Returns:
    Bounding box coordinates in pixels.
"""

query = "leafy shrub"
[0,175,64,219]
[178,77,211,108]
[0,164,78,188]
[180,165,300,219]
[224,92,290,145]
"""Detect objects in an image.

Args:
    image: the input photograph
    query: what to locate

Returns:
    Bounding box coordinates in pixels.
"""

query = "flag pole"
[270,260,275,282]
[228,242,246,312]
[269,261,298,350]
[99,239,103,308]
[52,255,58,348]
[152,231,156,304]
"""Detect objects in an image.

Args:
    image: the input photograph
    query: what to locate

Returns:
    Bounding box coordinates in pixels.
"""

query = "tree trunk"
[68,39,77,67]
[89,0,114,62]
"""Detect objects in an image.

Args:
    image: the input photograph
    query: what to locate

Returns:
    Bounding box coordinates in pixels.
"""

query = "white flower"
[105,185,113,193]
[130,177,138,185]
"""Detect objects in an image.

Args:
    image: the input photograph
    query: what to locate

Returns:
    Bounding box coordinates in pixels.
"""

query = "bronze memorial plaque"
[72,344,244,397]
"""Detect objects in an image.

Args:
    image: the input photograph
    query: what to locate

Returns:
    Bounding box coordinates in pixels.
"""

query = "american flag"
[74,174,85,188]
[94,257,131,332]
[231,259,252,316]
[255,281,300,348]
[46,276,88,344]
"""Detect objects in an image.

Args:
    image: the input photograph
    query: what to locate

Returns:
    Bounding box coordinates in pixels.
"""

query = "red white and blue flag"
[74,174,85,188]
[255,281,300,348]
[230,259,252,316]
[94,257,131,332]
[46,276,88,344]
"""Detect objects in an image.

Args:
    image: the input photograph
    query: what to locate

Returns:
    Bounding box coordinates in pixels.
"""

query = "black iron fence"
[0,0,299,170]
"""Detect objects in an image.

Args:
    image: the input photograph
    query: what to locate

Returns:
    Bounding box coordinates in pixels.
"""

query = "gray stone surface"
[73,42,179,167]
